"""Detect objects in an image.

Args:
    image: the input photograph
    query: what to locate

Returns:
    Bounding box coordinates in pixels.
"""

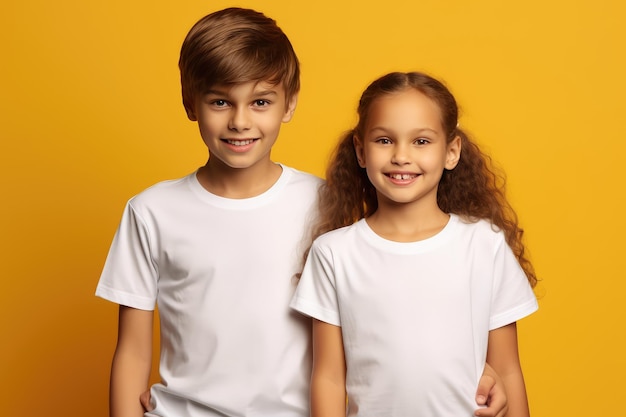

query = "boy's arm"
[110,305,154,417]
[311,319,346,417]
[475,362,508,417]
[486,322,530,417]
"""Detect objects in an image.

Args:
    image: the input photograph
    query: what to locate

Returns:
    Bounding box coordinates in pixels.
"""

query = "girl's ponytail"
[312,130,376,240]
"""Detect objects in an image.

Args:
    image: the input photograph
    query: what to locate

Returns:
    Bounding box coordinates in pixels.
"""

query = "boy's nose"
[228,108,252,131]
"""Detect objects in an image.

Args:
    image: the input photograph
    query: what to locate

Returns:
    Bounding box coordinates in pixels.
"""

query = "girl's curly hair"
[307,72,536,288]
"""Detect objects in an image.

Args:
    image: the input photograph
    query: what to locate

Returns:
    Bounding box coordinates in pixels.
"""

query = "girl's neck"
[366,201,450,243]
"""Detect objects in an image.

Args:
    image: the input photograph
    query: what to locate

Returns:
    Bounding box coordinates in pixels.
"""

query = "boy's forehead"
[206,80,286,96]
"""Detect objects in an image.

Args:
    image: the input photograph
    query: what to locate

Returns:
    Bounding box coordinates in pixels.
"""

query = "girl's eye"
[415,138,429,145]
[376,137,392,144]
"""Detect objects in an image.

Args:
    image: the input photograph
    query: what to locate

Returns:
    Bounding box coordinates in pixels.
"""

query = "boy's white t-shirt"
[290,214,538,417]
[96,165,321,417]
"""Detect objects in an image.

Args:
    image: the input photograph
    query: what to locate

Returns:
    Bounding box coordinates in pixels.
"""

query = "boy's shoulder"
[266,164,323,210]
[281,164,323,188]
[128,172,195,208]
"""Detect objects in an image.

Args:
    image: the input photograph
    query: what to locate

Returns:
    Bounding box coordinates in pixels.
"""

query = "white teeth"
[226,139,254,146]
[390,174,415,180]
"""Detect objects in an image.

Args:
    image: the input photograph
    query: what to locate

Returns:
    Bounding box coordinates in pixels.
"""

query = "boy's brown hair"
[179,7,300,117]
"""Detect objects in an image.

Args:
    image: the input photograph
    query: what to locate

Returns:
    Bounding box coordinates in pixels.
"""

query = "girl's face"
[354,88,460,210]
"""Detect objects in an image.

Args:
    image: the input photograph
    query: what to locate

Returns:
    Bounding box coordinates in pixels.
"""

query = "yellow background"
[2,0,624,415]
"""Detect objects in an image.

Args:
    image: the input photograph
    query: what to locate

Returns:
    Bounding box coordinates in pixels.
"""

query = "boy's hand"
[140,390,154,412]
[474,369,508,417]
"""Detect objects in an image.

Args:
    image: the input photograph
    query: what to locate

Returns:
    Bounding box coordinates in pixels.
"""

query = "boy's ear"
[353,135,366,168]
[184,101,197,121]
[445,135,462,170]
[186,108,197,121]
[282,93,299,123]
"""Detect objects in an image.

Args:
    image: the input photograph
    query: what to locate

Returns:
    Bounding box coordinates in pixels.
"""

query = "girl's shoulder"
[313,221,362,247]
[318,220,360,237]
[454,215,506,243]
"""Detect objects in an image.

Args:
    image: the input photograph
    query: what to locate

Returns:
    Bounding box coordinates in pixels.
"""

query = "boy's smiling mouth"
[223,138,258,146]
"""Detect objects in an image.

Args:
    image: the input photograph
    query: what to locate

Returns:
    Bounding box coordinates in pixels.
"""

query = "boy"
[97,7,507,417]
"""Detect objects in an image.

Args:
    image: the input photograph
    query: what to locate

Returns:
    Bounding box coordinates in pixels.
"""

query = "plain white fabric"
[97,165,321,417]
[291,214,538,417]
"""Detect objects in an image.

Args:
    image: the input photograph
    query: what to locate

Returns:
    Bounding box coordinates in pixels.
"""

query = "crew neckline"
[186,163,291,210]
[356,213,459,254]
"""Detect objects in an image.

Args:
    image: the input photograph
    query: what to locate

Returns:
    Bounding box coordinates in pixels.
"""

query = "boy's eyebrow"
[251,89,279,97]
[204,88,279,97]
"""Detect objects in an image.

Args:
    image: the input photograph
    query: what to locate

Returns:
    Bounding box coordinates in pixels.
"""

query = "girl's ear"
[282,93,299,123]
[353,135,366,168]
[445,135,462,170]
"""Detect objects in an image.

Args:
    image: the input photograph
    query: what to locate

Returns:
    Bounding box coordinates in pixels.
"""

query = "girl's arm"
[486,322,530,417]
[110,305,154,417]
[311,319,346,417]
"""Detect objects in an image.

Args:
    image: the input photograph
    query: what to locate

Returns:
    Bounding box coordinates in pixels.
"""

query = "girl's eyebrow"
[367,126,439,135]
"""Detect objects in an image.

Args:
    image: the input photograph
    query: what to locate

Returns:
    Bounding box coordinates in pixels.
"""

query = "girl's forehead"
[367,89,443,123]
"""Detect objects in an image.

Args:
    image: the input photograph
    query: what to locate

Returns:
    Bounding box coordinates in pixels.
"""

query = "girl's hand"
[474,363,508,417]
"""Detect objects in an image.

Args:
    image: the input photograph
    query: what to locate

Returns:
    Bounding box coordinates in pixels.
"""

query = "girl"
[291,72,538,417]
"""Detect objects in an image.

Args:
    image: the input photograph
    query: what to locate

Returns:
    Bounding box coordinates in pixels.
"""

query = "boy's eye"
[254,99,270,107]
[211,99,228,107]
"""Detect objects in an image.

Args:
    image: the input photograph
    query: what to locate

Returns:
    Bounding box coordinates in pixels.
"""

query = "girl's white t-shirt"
[291,214,538,417]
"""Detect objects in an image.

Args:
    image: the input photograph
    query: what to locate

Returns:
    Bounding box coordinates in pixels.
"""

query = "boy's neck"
[196,158,283,199]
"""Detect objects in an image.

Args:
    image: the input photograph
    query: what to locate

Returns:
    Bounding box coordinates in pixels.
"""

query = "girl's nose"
[391,144,411,165]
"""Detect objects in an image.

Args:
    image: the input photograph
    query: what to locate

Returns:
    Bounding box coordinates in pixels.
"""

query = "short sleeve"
[95,201,158,310]
[489,235,538,330]
[290,240,341,326]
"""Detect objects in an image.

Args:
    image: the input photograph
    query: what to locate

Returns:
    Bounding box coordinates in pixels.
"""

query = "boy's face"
[190,81,297,172]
